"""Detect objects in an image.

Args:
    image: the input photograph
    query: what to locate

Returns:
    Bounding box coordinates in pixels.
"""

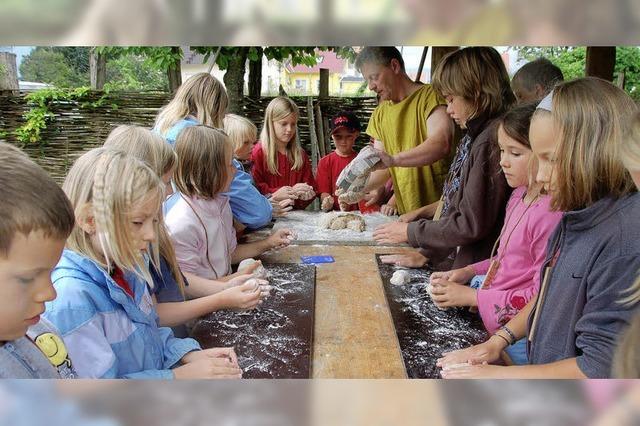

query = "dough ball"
[238,258,258,271]
[390,270,410,286]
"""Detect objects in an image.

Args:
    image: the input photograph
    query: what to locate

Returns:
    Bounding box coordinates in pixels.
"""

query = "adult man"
[355,47,454,214]
[511,58,564,103]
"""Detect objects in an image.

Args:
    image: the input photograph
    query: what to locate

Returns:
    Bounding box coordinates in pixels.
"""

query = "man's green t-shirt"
[366,84,451,214]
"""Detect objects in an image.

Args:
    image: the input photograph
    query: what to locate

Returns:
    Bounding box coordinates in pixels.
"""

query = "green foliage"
[96,47,182,71]
[14,86,115,145]
[516,46,640,101]
[104,53,168,91]
[19,47,89,87]
[0,62,6,78]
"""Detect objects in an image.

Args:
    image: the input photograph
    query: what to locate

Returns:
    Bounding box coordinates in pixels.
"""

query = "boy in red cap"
[317,111,362,211]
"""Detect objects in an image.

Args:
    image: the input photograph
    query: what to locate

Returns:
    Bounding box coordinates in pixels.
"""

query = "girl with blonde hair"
[250,96,317,209]
[155,73,273,230]
[104,125,266,337]
[165,126,293,291]
[438,77,640,378]
[612,111,640,378]
[45,147,242,379]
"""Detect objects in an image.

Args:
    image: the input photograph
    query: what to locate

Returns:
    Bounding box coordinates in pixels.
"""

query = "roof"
[286,50,345,74]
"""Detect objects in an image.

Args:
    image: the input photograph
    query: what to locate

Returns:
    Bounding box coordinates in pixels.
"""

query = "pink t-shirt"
[165,194,237,280]
[471,186,563,334]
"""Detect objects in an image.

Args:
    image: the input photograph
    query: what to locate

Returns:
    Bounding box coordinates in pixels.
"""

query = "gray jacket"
[0,317,76,378]
[528,193,640,378]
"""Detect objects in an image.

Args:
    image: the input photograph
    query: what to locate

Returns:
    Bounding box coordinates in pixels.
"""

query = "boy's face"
[331,128,359,156]
[0,231,64,341]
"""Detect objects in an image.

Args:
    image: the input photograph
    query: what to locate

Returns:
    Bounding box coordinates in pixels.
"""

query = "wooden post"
[89,50,106,90]
[308,97,319,173]
[415,46,429,83]
[0,52,19,94]
[431,47,459,79]
[586,47,616,82]
[616,71,626,89]
[314,102,326,157]
[319,68,329,98]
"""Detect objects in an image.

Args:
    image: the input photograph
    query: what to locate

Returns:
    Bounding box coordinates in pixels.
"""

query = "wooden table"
[260,243,415,379]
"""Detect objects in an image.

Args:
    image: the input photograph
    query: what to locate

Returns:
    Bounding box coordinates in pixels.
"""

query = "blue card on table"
[301,255,335,264]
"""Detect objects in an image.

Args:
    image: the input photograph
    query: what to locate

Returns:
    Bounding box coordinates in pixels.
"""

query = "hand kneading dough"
[318,212,366,232]
[390,270,410,285]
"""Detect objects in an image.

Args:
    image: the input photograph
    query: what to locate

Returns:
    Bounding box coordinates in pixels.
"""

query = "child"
[104,125,266,338]
[375,47,513,271]
[224,113,293,218]
[437,78,640,378]
[0,142,76,378]
[251,96,317,210]
[429,103,563,365]
[45,147,241,379]
[612,111,640,378]
[166,125,293,283]
[155,73,273,230]
[318,111,360,211]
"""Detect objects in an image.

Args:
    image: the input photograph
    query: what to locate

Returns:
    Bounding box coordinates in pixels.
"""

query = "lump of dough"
[319,212,337,229]
[238,258,259,271]
[346,218,365,232]
[319,212,366,232]
[390,270,410,285]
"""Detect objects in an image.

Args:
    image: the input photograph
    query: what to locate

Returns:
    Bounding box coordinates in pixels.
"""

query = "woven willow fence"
[0,91,377,184]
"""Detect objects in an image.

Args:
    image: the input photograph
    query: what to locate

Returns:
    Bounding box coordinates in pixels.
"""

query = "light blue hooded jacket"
[44,249,201,379]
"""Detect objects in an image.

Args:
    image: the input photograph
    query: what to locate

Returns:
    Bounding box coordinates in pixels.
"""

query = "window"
[295,79,307,90]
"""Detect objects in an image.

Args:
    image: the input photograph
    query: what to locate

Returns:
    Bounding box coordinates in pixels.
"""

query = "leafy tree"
[19,47,86,87]
[104,53,168,91]
[516,46,640,101]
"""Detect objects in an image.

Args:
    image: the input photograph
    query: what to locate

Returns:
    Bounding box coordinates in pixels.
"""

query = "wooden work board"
[375,255,487,378]
[191,263,316,378]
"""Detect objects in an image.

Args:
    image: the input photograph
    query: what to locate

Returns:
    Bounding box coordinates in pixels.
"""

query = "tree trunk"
[89,50,106,90]
[248,47,263,99]
[223,47,249,114]
[0,52,19,94]
[167,46,183,93]
[586,47,616,82]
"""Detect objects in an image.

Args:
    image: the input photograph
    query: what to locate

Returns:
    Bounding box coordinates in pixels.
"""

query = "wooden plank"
[261,244,416,378]
[586,46,616,81]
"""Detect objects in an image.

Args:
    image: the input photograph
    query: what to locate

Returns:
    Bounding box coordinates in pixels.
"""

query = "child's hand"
[321,196,334,211]
[226,273,253,288]
[430,266,474,284]
[271,198,294,217]
[181,347,239,366]
[440,363,511,379]
[380,203,397,216]
[436,335,507,369]
[220,280,263,310]
[272,186,297,201]
[268,228,294,249]
[173,356,242,379]
[430,280,477,308]
[292,183,315,201]
[373,222,409,244]
[380,252,428,268]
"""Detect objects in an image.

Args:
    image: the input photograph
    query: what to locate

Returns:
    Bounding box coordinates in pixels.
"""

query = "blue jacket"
[45,249,201,379]
[528,193,640,377]
[162,119,273,230]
